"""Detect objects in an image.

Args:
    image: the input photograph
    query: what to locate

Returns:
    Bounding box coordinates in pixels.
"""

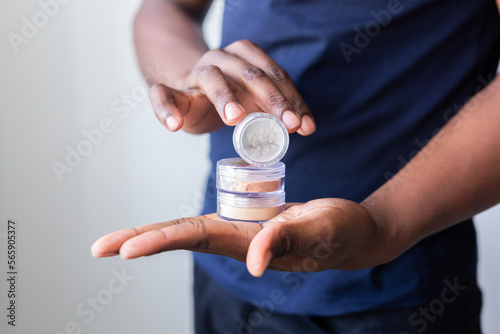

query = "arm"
[358,0,500,252]
[134,0,210,89]
[133,0,224,133]
[361,76,500,256]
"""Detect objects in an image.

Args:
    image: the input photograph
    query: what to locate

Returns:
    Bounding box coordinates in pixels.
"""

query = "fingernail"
[299,115,316,135]
[101,252,119,257]
[224,102,243,121]
[282,110,301,129]
[166,115,179,131]
[90,249,118,258]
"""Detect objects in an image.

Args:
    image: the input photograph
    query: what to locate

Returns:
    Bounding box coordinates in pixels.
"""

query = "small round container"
[217,158,285,193]
[217,191,285,222]
[233,113,289,166]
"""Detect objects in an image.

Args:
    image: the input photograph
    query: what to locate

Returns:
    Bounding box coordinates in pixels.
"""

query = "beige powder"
[230,179,282,193]
[218,204,284,221]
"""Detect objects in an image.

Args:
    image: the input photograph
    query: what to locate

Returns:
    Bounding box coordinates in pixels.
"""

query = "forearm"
[362,75,500,255]
[134,0,209,89]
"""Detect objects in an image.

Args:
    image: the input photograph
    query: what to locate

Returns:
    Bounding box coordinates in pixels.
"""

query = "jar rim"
[217,190,286,208]
[217,158,285,181]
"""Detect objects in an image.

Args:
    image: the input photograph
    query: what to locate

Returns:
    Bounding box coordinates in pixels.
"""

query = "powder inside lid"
[241,118,285,163]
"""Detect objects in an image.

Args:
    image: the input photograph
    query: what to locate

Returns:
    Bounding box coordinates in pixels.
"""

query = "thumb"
[246,226,278,277]
[149,83,191,131]
[246,208,300,277]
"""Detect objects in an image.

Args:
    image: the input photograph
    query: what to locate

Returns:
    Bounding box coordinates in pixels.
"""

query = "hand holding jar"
[92,113,405,278]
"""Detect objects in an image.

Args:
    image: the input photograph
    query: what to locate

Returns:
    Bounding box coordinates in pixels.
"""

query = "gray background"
[0,0,498,333]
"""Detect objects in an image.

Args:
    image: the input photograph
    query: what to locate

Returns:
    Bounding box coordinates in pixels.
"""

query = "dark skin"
[92,0,500,277]
[134,0,315,135]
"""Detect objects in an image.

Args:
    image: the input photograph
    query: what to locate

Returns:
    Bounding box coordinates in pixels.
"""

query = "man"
[92,0,500,332]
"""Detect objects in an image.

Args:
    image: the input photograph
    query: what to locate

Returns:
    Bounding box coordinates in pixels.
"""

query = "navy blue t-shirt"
[194,0,500,315]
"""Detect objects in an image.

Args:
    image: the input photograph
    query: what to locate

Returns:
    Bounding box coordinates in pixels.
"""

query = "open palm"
[91,199,399,277]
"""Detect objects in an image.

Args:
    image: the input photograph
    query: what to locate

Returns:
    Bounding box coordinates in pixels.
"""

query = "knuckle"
[275,228,297,258]
[242,66,266,81]
[288,97,308,113]
[240,39,257,49]
[197,64,221,80]
[267,66,290,83]
[265,93,289,109]
[201,48,224,61]
[226,39,256,51]
[149,84,159,95]
[170,218,186,226]
[189,219,210,250]
[212,86,233,102]
[152,99,167,116]
[149,84,163,99]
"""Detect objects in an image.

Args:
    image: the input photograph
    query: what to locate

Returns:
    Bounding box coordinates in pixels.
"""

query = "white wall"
[477,207,500,334]
[0,1,498,333]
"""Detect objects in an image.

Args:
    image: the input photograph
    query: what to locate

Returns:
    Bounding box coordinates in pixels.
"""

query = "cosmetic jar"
[232,113,289,166]
[217,191,286,222]
[216,158,286,222]
[216,113,289,222]
[217,158,285,193]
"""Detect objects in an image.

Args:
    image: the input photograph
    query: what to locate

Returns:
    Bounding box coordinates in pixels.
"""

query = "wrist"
[360,195,420,263]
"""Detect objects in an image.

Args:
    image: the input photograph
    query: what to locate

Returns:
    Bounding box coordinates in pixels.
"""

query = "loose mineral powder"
[218,204,284,222]
[217,191,285,222]
[217,158,285,194]
[233,113,289,166]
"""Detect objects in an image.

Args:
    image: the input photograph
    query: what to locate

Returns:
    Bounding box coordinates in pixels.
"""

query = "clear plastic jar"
[216,113,289,222]
[217,158,285,193]
[216,158,285,222]
[233,113,289,166]
[217,191,285,222]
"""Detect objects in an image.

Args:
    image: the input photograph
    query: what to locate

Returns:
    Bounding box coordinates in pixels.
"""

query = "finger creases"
[149,84,190,131]
[224,41,315,133]
[194,64,245,124]
[118,216,262,261]
[195,49,297,125]
[91,217,208,258]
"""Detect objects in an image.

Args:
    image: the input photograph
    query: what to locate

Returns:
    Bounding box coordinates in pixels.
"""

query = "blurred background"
[0,0,498,333]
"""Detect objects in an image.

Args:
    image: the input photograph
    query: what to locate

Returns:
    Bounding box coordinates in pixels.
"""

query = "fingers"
[186,45,310,133]
[149,83,192,131]
[91,220,182,258]
[246,207,302,276]
[91,229,138,257]
[225,40,316,135]
[195,65,247,125]
[151,40,314,135]
[246,203,335,277]
[226,63,301,131]
[189,49,298,130]
[119,218,258,260]
[91,214,263,262]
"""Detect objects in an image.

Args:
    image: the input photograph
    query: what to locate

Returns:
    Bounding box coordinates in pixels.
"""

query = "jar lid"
[217,158,285,181]
[233,113,289,166]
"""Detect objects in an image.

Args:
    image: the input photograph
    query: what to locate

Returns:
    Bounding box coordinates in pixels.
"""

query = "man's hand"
[134,1,315,134]
[91,199,402,277]
[149,40,316,135]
